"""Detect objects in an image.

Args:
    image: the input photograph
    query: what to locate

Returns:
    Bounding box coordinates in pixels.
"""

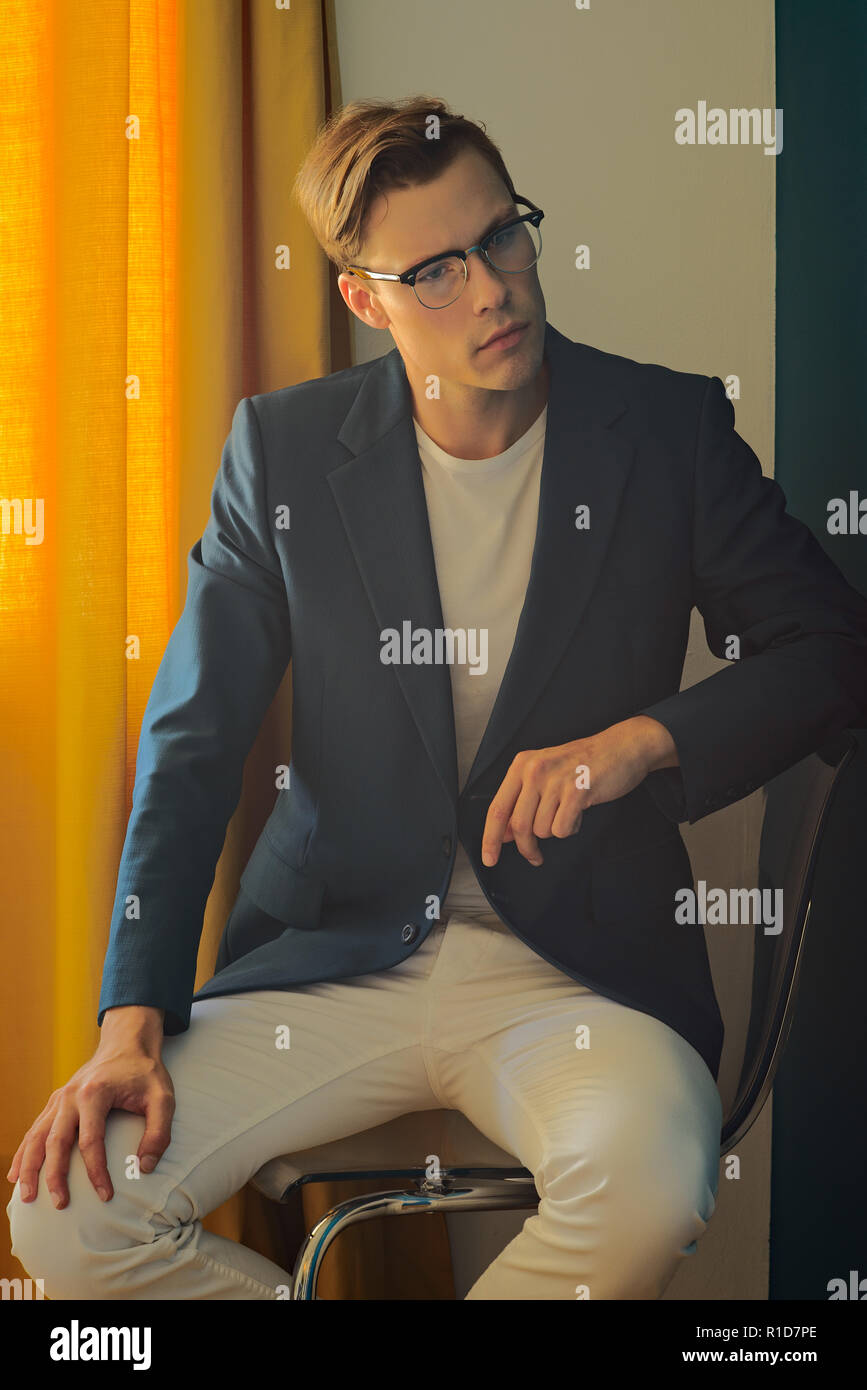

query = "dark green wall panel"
[771,0,867,1301]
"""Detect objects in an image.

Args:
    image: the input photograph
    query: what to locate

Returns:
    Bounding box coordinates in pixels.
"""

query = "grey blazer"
[98,321,867,1082]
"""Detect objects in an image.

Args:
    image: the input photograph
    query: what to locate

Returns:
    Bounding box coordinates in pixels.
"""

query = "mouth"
[478,322,528,352]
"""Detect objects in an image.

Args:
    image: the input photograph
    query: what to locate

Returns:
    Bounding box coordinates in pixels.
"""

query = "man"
[8,97,867,1300]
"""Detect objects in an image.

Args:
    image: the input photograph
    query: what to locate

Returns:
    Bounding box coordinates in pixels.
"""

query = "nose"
[465,249,509,306]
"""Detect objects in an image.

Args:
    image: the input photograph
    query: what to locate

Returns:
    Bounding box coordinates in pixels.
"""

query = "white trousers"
[8,912,722,1300]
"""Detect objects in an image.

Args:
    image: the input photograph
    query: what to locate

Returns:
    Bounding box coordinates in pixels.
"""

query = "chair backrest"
[721,730,857,1152]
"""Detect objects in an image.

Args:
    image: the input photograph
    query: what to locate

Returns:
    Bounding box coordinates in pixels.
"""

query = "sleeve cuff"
[640,763,688,823]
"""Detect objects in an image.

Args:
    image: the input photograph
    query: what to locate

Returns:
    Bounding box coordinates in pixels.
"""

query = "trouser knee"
[7,1180,115,1301]
[6,1112,152,1301]
[535,1133,719,1299]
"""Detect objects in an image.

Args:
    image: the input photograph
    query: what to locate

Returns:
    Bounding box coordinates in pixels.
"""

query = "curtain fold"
[2,0,452,1299]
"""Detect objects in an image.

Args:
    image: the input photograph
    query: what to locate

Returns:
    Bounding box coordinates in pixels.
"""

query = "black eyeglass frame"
[342,196,544,305]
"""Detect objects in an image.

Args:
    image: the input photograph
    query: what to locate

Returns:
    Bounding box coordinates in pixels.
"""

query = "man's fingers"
[15,1132,51,1203]
[42,1101,83,1209]
[6,1138,29,1184]
[137,1087,175,1174]
[508,783,543,864]
[75,1088,116,1203]
[551,802,584,838]
[482,759,529,865]
[546,781,586,838]
[481,800,512,866]
[9,1072,176,1210]
[7,1093,61,1185]
[532,787,564,841]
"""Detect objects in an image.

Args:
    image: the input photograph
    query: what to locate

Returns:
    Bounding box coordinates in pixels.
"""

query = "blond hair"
[292,94,518,272]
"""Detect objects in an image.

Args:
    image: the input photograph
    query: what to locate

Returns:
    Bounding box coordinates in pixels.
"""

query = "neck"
[409,353,550,460]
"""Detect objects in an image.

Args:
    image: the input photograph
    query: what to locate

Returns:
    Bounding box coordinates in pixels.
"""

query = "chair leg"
[290,1176,538,1299]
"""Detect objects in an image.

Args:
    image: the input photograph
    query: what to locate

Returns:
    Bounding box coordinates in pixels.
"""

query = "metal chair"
[250,732,857,1298]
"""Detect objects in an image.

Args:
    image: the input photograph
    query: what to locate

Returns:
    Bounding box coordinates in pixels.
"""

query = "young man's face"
[338,145,547,394]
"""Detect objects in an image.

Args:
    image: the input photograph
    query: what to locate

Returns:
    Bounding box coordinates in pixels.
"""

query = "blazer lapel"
[327,321,634,809]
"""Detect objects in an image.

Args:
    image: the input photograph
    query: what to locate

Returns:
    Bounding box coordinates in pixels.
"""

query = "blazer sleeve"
[97,396,292,1035]
[637,375,867,825]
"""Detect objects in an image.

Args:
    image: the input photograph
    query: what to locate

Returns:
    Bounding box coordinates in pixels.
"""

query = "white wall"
[333,0,776,1300]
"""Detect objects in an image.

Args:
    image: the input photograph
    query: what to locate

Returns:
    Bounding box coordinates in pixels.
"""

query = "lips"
[480,322,527,350]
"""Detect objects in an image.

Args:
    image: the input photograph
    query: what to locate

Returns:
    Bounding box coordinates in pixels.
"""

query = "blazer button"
[401,923,417,943]
[441,835,452,856]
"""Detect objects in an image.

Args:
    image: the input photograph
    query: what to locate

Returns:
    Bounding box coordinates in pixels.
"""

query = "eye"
[488,223,518,250]
[417,260,451,284]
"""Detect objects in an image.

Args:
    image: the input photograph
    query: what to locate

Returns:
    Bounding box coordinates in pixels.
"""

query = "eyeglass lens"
[413,218,542,308]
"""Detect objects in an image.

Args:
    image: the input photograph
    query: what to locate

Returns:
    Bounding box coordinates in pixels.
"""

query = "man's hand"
[481,715,678,867]
[6,1006,174,1210]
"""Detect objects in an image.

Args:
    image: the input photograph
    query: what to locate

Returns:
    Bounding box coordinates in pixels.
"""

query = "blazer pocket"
[591,832,690,924]
[239,831,325,928]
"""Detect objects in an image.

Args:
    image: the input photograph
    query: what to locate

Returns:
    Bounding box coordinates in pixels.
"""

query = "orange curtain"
[1,0,452,1298]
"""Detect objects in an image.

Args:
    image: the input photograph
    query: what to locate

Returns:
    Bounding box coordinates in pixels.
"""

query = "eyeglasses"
[343,196,544,309]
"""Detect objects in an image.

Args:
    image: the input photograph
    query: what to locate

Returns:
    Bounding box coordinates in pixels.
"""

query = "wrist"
[100,1005,165,1052]
[631,715,679,774]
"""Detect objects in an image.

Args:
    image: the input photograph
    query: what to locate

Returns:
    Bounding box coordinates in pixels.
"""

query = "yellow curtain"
[1,0,453,1298]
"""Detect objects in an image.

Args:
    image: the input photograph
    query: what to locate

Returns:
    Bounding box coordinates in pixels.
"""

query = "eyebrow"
[407,205,519,272]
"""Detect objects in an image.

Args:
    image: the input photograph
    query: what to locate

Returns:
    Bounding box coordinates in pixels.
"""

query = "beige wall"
[333,0,776,1300]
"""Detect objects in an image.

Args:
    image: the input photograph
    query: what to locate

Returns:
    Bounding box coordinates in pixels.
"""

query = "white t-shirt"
[413,403,548,924]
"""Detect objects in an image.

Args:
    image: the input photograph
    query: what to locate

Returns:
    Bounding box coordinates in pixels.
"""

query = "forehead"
[361,147,515,270]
